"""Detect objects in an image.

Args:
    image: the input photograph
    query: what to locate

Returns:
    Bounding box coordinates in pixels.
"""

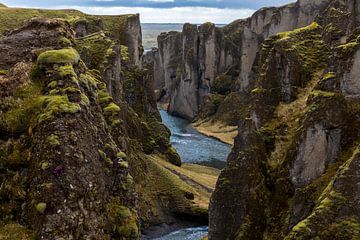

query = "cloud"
[63,6,255,23]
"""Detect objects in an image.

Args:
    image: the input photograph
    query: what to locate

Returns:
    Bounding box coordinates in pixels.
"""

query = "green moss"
[47,81,58,89]
[0,223,36,240]
[5,84,44,132]
[41,162,49,170]
[251,87,265,94]
[37,95,81,123]
[0,69,8,75]
[79,73,98,90]
[80,93,90,106]
[57,65,76,78]
[35,202,46,214]
[46,134,60,146]
[119,161,129,169]
[310,90,336,98]
[97,89,113,104]
[37,48,80,66]
[120,45,129,62]
[103,102,120,114]
[106,200,139,238]
[75,32,115,70]
[322,72,336,81]
[337,41,359,53]
[273,22,329,72]
[116,151,127,159]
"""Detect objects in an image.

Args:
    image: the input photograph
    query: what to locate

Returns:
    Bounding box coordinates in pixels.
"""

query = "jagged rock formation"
[208,0,360,239]
[0,8,213,239]
[146,0,334,121]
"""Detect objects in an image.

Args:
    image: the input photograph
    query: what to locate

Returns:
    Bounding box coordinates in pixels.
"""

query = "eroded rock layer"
[0,10,212,239]
[208,0,360,239]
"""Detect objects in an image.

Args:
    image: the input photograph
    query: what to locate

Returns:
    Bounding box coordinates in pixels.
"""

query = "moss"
[46,134,60,146]
[0,223,36,240]
[120,45,129,62]
[37,95,81,123]
[322,72,336,81]
[106,200,139,238]
[337,41,359,54]
[116,151,127,159]
[309,90,336,98]
[79,73,98,91]
[119,161,129,169]
[97,89,113,104]
[75,32,115,70]
[103,102,120,114]
[80,93,90,106]
[47,81,58,89]
[37,48,80,66]
[251,87,265,94]
[35,202,46,214]
[0,69,9,75]
[41,162,49,170]
[5,84,44,132]
[57,65,76,78]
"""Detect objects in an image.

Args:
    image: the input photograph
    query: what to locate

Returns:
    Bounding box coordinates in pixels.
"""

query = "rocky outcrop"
[0,9,214,239]
[0,18,75,69]
[209,0,360,239]
[147,0,332,121]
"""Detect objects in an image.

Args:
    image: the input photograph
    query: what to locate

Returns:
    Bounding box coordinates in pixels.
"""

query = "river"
[152,107,231,240]
[158,107,231,169]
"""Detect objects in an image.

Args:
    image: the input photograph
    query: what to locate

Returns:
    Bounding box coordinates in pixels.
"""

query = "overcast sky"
[2,0,295,23]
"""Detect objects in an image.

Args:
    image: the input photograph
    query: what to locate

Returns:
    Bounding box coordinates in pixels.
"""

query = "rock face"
[209,0,360,239]
[0,7,213,239]
[146,0,332,120]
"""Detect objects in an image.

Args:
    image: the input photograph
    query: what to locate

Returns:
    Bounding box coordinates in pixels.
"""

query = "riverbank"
[141,154,220,239]
[192,120,237,146]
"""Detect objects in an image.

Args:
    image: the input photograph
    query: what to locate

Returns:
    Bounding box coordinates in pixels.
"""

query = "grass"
[192,119,237,145]
[0,6,137,44]
[149,154,220,210]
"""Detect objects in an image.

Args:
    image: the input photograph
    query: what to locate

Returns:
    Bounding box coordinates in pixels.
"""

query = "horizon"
[1,0,295,24]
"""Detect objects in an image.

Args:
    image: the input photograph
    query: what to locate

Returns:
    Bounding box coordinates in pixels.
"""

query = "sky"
[2,0,295,23]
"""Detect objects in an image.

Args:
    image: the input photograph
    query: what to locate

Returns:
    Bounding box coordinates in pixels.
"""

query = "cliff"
[209,0,360,239]
[145,0,333,122]
[0,7,215,239]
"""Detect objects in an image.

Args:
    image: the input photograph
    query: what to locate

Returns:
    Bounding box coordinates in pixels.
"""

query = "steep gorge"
[1,0,360,239]
[144,0,360,239]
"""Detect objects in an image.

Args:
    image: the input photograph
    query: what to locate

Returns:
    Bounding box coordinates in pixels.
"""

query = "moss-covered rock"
[37,48,80,66]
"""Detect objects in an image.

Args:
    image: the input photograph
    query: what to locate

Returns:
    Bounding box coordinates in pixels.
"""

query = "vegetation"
[37,48,80,66]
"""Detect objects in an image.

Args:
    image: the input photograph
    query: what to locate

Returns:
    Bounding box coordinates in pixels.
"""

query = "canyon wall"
[209,0,360,239]
[146,0,332,121]
[0,7,209,239]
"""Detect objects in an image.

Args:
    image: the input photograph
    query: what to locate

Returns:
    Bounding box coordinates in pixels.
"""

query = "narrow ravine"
[152,106,231,240]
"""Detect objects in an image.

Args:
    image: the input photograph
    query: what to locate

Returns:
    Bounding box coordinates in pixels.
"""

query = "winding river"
[158,107,231,169]
[153,107,231,240]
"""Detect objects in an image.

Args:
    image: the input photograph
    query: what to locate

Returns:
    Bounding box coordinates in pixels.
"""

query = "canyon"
[0,0,360,239]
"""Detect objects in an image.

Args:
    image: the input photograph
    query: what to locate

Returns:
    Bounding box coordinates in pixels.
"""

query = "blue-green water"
[159,107,231,169]
[154,226,208,240]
